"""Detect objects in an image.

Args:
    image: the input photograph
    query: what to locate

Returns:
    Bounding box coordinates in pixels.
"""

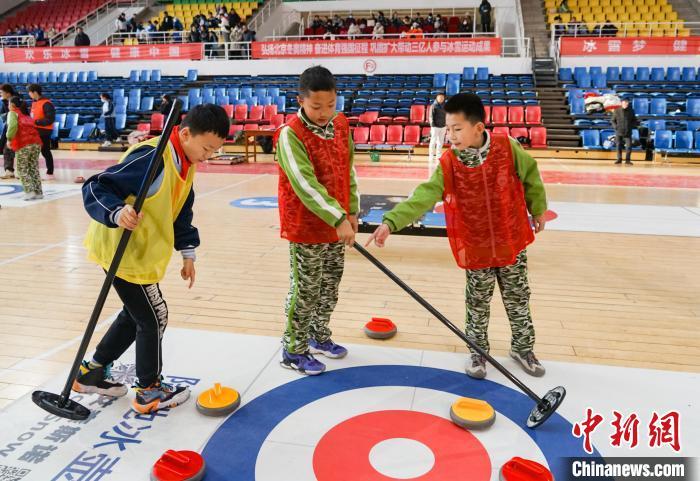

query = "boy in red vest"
[366,93,547,379]
[275,66,359,375]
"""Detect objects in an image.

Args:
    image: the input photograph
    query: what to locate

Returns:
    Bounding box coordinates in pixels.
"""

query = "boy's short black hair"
[181,104,229,139]
[27,83,42,95]
[444,92,486,124]
[101,92,111,100]
[299,66,336,97]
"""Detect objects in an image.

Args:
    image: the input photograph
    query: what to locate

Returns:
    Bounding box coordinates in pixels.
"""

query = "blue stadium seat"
[589,66,603,77]
[632,98,649,115]
[476,67,489,80]
[592,74,606,88]
[687,99,700,117]
[581,129,600,148]
[674,131,694,151]
[654,130,672,150]
[666,67,680,82]
[695,131,700,150]
[681,67,696,82]
[650,98,667,116]
[433,73,447,88]
[571,97,585,115]
[621,67,635,81]
[462,67,475,80]
[606,67,620,81]
[67,125,84,141]
[650,68,665,82]
[647,119,665,131]
[636,67,650,81]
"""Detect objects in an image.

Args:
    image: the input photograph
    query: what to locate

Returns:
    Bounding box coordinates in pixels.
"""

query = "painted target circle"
[0,185,22,196]
[202,365,603,481]
[313,410,491,480]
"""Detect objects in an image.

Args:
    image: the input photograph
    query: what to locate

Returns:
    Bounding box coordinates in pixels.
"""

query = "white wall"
[0,55,532,76]
[0,0,24,18]
[560,56,700,69]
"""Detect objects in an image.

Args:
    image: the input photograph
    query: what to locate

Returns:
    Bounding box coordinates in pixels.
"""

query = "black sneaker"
[72,361,128,397]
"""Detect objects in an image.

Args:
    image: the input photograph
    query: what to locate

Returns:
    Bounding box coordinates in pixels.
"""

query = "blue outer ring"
[0,185,23,196]
[202,365,604,480]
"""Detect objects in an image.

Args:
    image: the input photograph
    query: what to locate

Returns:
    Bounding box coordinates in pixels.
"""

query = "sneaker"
[280,350,326,375]
[509,350,546,377]
[625,161,633,165]
[309,339,348,359]
[101,141,112,147]
[0,171,14,179]
[465,353,487,379]
[72,361,128,397]
[614,160,622,165]
[132,378,190,414]
[23,193,43,201]
[44,174,55,181]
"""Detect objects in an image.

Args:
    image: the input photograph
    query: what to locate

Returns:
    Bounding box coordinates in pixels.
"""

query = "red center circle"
[313,410,491,481]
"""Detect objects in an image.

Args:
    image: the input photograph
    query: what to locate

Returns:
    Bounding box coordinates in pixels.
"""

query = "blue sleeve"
[173,188,200,255]
[82,145,159,227]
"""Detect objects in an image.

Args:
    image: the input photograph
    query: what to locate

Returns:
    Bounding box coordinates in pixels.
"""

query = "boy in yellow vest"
[76,104,229,414]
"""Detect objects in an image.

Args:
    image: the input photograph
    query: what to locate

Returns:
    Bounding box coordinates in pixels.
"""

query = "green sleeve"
[276,126,347,228]
[349,136,360,215]
[6,111,18,141]
[383,166,445,232]
[510,138,547,216]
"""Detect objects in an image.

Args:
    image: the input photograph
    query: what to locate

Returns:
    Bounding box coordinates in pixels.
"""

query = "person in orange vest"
[366,93,548,380]
[274,66,359,376]
[5,96,43,200]
[407,22,424,38]
[27,84,55,180]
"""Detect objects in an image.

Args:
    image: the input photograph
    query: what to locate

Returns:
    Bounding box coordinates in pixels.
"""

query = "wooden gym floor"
[0,150,699,411]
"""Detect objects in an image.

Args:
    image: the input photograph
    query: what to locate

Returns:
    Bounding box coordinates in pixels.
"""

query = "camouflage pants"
[465,249,535,354]
[283,241,345,354]
[15,144,42,195]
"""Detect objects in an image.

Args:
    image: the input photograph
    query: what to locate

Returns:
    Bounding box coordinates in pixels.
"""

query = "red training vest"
[439,133,534,270]
[9,111,42,152]
[275,113,351,244]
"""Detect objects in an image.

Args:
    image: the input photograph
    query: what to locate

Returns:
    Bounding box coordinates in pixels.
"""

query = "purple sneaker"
[309,339,348,359]
[280,351,326,375]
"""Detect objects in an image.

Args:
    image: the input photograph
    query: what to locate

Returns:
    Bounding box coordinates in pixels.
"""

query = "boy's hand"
[532,214,546,233]
[348,214,359,233]
[365,223,391,247]
[181,258,195,288]
[116,205,143,231]
[336,219,356,246]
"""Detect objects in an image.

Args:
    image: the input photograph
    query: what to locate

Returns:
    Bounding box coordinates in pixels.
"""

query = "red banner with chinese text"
[560,36,700,56]
[2,43,204,63]
[252,38,502,58]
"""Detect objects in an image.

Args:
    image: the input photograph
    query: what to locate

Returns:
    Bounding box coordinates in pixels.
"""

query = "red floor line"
[53,158,700,189]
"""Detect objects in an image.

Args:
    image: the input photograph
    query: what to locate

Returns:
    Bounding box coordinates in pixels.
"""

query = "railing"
[248,0,281,33]
[0,35,36,48]
[502,37,530,57]
[265,31,498,41]
[106,30,244,45]
[50,0,147,46]
[548,21,700,59]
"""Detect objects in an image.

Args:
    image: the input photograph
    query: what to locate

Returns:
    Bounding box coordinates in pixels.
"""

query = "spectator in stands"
[391,13,401,28]
[407,23,424,38]
[553,16,565,37]
[207,12,220,29]
[115,13,128,34]
[376,11,387,26]
[403,16,412,28]
[161,12,174,32]
[345,13,354,27]
[230,22,243,47]
[27,84,55,179]
[601,20,618,37]
[557,0,571,13]
[243,25,256,43]
[367,14,376,28]
[6,96,43,200]
[127,15,138,32]
[332,15,343,29]
[229,11,241,27]
[0,84,18,179]
[100,93,118,147]
[460,16,474,33]
[311,15,322,29]
[425,13,434,27]
[173,17,184,32]
[159,94,173,116]
[33,25,45,43]
[347,21,361,39]
[74,27,91,47]
[372,21,384,39]
[611,98,637,165]
[428,93,447,175]
[480,0,493,32]
[324,17,334,34]
[434,14,443,30]
[47,26,57,38]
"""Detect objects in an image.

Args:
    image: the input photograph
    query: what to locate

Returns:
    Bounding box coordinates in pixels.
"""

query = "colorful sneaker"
[465,353,487,379]
[280,350,326,375]
[132,378,190,414]
[72,361,128,397]
[309,339,348,359]
[509,350,546,377]
[0,171,14,179]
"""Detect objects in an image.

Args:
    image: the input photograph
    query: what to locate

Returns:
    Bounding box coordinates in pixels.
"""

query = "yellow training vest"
[84,136,196,284]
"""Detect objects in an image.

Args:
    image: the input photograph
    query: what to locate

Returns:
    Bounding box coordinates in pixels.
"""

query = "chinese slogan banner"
[2,43,204,63]
[560,36,700,56]
[252,37,502,58]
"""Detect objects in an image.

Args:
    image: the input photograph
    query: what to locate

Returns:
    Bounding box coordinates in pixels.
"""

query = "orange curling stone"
[196,383,241,417]
[151,450,205,481]
[500,457,553,481]
[364,317,397,339]
[449,397,496,429]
